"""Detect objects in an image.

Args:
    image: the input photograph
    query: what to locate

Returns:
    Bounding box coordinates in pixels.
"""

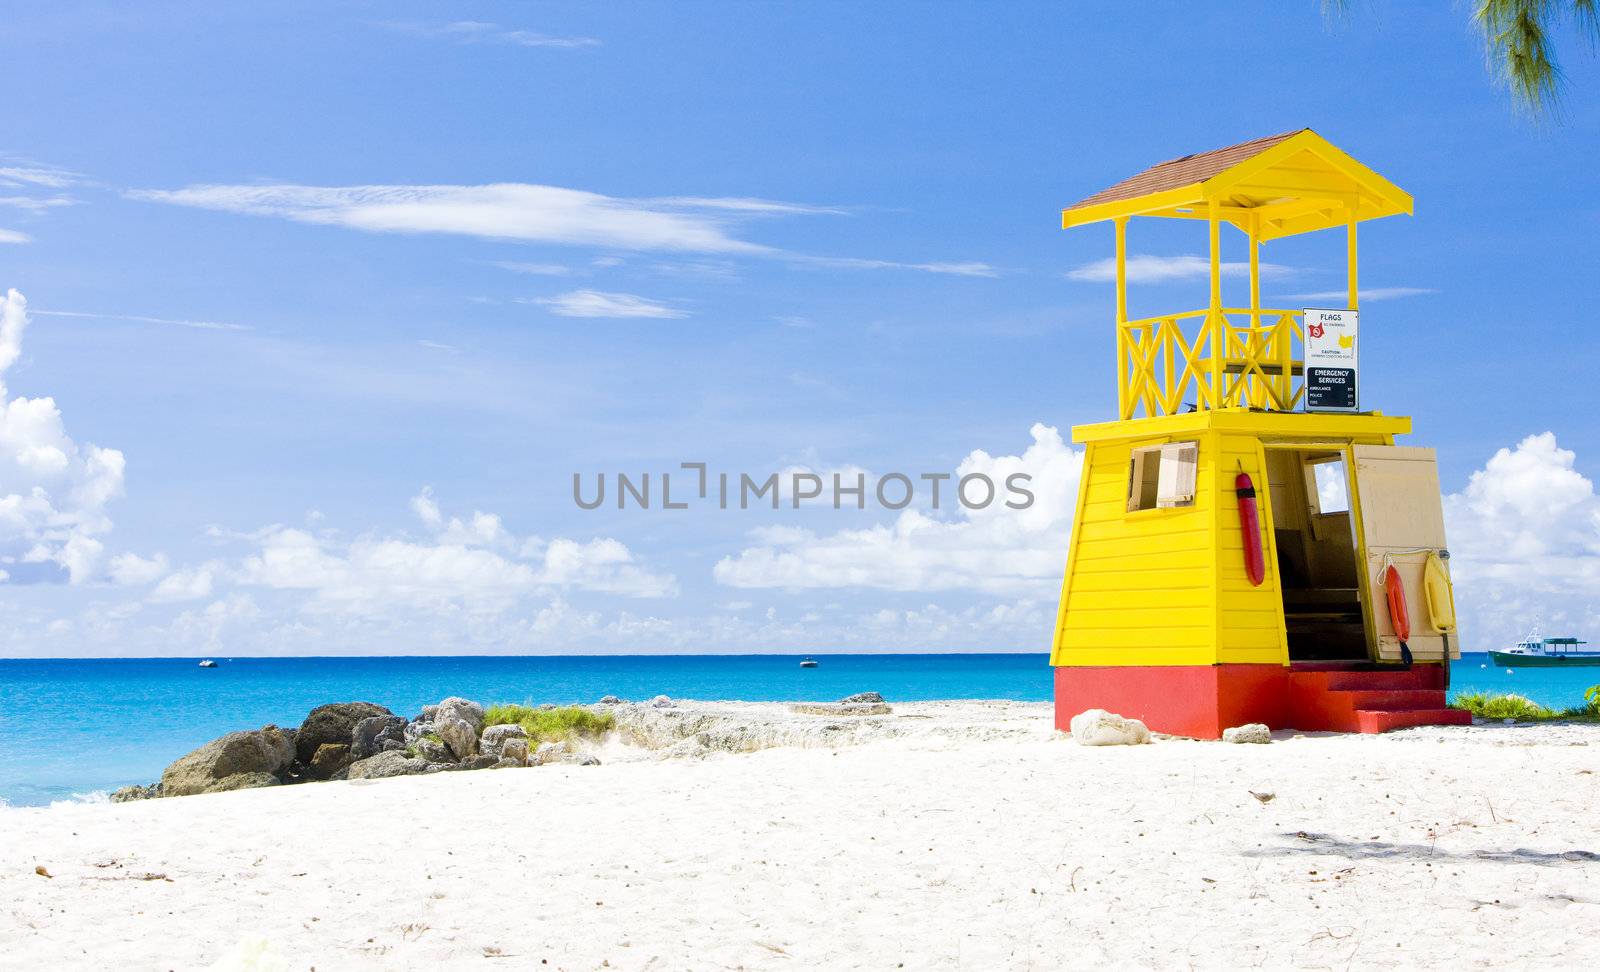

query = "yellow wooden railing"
[1116,307,1304,419]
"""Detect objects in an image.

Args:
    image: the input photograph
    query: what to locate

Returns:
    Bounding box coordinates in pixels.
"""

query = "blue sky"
[2,1,1598,656]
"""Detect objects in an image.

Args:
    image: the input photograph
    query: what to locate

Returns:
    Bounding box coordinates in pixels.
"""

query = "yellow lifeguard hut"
[1051,130,1467,737]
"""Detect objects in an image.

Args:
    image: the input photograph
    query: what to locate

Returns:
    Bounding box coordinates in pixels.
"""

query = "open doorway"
[1264,448,1370,662]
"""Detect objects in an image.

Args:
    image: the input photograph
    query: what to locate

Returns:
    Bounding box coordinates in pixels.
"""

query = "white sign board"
[1303,308,1358,413]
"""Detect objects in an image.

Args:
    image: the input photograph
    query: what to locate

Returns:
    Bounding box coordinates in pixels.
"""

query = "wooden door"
[1351,445,1459,661]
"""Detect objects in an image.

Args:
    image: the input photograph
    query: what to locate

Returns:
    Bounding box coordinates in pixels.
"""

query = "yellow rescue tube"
[1422,551,1457,633]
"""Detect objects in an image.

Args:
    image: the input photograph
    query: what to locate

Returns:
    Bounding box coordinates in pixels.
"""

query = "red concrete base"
[1054,665,1287,739]
[1055,663,1464,739]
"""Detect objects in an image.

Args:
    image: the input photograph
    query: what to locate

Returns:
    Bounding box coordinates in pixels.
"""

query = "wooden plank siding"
[1051,435,1222,666]
[1212,432,1291,665]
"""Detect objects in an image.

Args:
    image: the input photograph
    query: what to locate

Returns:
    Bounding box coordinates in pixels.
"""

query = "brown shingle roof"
[1066,130,1308,212]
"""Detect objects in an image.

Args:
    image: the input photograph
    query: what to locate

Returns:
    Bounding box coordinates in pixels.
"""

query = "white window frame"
[1128,441,1199,512]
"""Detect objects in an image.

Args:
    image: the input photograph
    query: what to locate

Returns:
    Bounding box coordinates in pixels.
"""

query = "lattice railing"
[1116,308,1304,419]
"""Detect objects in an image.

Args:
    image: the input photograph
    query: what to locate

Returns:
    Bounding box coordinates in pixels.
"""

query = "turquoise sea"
[0,652,1594,807]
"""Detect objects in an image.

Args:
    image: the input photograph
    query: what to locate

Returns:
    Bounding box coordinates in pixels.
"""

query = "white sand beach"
[4,701,1599,970]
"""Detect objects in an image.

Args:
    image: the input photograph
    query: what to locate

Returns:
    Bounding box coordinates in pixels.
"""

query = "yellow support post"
[1208,199,1223,410]
[1346,201,1359,310]
[1248,212,1263,408]
[1115,217,1128,419]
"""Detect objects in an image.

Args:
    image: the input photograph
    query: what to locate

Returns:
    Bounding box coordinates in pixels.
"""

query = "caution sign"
[1303,308,1358,413]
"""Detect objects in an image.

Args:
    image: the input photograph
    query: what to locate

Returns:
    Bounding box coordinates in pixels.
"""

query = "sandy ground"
[3,700,1599,970]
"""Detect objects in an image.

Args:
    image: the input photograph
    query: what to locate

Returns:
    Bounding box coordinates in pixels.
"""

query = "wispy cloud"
[393,20,601,49]
[1066,253,1291,283]
[0,161,82,239]
[644,196,848,216]
[796,255,1000,277]
[1280,287,1436,302]
[31,309,252,332]
[131,181,994,278]
[524,290,687,319]
[417,339,460,353]
[130,183,780,254]
[0,164,79,190]
[491,260,570,276]
[0,195,76,213]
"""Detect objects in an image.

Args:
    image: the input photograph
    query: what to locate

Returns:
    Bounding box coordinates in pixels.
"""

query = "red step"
[1343,689,1449,711]
[1287,664,1466,734]
[1322,668,1442,692]
[1355,707,1473,733]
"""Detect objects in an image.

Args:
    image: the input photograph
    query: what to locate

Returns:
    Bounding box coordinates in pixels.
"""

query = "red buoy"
[1384,563,1410,645]
[1235,472,1265,587]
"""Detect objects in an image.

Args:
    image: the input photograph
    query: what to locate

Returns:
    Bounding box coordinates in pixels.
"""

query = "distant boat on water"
[198,659,219,668]
[1490,634,1598,667]
[799,657,819,668]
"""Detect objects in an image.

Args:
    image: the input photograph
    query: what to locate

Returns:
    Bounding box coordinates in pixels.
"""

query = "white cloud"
[130,183,779,255]
[30,308,251,332]
[1281,287,1436,302]
[401,20,602,49]
[714,423,1082,593]
[0,163,81,238]
[0,165,78,189]
[130,181,991,277]
[1429,432,1600,649]
[106,551,169,585]
[492,261,570,276]
[794,255,1000,277]
[0,195,75,213]
[527,290,687,319]
[208,490,678,619]
[1066,253,1290,283]
[151,564,217,602]
[0,289,126,583]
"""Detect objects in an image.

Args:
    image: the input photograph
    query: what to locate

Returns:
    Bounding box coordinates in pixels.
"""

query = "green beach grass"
[1450,686,1600,722]
[483,703,616,744]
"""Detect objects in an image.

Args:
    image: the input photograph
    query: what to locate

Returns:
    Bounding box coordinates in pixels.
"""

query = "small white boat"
[799,657,819,668]
[198,659,218,668]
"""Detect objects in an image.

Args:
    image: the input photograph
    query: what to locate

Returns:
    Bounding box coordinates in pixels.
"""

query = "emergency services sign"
[1303,308,1358,413]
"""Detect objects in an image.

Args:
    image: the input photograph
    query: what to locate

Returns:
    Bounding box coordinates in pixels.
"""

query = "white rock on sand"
[3,701,1599,970]
[1069,707,1151,745]
[1222,722,1273,744]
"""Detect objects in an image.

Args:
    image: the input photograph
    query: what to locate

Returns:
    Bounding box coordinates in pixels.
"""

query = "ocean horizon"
[2,651,1593,807]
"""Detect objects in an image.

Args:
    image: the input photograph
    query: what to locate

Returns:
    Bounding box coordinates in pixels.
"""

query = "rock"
[203,772,281,793]
[493,756,524,769]
[435,697,485,733]
[479,724,529,763]
[839,691,885,704]
[346,750,432,780]
[160,725,296,797]
[574,754,601,766]
[436,715,479,761]
[1068,709,1151,746]
[351,715,408,759]
[597,695,622,705]
[1222,723,1272,744]
[307,743,352,780]
[419,705,439,723]
[412,737,454,763]
[295,702,392,764]
[532,741,570,765]
[650,695,674,708]
[451,754,499,771]
[109,783,161,803]
[403,720,433,744]
[790,702,892,717]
